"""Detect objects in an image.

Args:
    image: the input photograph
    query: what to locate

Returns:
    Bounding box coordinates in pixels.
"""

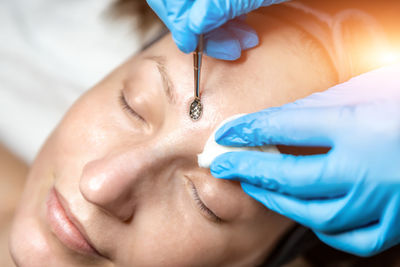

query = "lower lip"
[46,188,97,256]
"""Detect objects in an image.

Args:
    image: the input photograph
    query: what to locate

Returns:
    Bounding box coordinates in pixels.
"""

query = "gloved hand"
[210,63,400,256]
[146,0,288,60]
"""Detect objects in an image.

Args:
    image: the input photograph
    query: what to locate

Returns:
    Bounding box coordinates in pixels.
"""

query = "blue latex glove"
[211,64,400,256]
[146,0,288,60]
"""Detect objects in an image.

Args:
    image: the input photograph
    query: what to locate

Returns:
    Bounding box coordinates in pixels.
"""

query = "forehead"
[115,22,333,211]
[140,21,335,127]
[139,38,271,120]
[106,14,338,214]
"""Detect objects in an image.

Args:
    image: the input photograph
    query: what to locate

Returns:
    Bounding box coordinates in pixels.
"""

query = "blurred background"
[0,1,162,265]
[0,0,162,163]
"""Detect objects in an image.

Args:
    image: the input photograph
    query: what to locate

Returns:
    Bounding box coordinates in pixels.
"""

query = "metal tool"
[189,34,204,121]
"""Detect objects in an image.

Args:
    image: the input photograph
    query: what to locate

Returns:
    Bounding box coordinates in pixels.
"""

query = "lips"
[46,187,100,257]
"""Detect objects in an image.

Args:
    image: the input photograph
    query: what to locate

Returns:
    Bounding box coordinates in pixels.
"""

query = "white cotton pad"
[198,114,280,168]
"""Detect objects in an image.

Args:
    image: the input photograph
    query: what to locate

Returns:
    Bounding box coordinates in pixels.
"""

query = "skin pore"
[7,3,396,267]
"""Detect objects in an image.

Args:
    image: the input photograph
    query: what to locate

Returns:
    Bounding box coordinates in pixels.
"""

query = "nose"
[79,147,159,221]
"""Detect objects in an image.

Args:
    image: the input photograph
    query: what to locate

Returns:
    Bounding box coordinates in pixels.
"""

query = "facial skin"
[9,10,339,267]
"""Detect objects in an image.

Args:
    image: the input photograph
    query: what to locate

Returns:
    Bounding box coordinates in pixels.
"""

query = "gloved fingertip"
[214,126,226,143]
[224,20,259,50]
[209,166,226,178]
[172,31,197,53]
[203,27,242,60]
[210,154,235,177]
[214,123,249,146]
[240,182,273,208]
[214,127,233,145]
[240,182,255,193]
[205,46,241,60]
[176,40,196,54]
[240,32,259,50]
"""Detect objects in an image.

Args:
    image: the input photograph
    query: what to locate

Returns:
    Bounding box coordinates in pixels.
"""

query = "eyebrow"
[145,56,176,104]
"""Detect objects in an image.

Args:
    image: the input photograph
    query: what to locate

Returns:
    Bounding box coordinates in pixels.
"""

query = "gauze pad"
[198,114,280,168]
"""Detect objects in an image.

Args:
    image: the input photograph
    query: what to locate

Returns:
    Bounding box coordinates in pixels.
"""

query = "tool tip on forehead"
[189,98,203,121]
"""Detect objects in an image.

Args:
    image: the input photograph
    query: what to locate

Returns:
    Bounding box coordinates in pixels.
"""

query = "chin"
[9,181,66,267]
[9,214,55,267]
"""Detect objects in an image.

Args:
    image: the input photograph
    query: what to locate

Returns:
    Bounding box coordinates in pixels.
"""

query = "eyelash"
[190,182,222,223]
[119,90,219,222]
[118,91,146,123]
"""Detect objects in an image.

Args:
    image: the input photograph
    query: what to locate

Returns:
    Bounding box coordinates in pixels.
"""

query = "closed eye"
[119,90,146,123]
[188,179,222,223]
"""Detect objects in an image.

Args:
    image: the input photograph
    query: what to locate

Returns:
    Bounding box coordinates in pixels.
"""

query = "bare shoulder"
[0,143,28,214]
[0,143,28,267]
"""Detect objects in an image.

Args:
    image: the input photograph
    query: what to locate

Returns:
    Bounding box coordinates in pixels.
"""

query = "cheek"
[50,89,126,169]
[15,88,116,210]
[119,211,227,267]
[111,181,229,267]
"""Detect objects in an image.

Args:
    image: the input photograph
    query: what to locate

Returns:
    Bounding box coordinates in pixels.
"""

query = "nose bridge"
[79,145,160,221]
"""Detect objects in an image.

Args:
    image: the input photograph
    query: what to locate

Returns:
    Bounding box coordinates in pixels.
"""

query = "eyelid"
[187,178,222,223]
[119,90,147,123]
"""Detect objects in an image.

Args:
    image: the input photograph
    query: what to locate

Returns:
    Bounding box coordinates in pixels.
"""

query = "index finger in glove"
[188,0,289,34]
[214,107,337,147]
[188,0,260,34]
[204,18,258,60]
[146,0,198,53]
[165,0,198,53]
[210,151,350,198]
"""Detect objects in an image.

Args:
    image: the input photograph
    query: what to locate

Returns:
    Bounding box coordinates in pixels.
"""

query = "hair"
[110,0,160,35]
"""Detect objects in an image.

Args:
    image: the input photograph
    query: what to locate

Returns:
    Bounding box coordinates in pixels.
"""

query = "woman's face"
[10,12,337,267]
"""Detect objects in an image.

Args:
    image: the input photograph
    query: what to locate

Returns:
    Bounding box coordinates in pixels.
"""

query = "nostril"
[79,171,136,221]
[79,158,139,221]
[79,160,118,208]
[121,212,134,223]
[79,168,120,207]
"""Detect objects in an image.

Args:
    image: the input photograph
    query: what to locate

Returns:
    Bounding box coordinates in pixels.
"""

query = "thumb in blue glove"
[211,63,400,256]
[146,0,288,60]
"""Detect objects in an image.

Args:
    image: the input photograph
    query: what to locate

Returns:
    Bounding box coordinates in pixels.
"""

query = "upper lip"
[53,188,104,257]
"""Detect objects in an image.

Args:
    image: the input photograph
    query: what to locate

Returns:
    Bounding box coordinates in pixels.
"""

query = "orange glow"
[377,50,400,65]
